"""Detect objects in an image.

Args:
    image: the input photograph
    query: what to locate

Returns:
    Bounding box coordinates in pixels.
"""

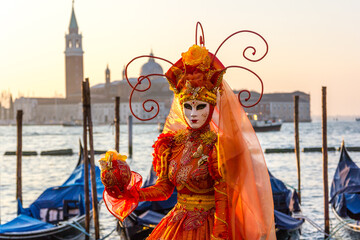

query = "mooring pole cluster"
[82,78,100,240]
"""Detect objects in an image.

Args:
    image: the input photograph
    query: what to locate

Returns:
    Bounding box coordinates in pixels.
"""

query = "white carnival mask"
[182,100,210,129]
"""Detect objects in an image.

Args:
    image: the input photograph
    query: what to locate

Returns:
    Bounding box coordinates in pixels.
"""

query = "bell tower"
[105,64,110,85]
[64,2,83,99]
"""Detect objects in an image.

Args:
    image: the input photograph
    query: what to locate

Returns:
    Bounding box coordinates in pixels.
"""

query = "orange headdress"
[165,44,225,105]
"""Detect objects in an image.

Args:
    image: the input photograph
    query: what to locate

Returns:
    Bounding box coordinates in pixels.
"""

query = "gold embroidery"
[214,214,228,226]
[213,70,226,91]
[211,234,225,240]
[174,129,188,144]
[177,193,215,211]
[182,182,214,194]
[152,184,170,199]
[159,149,171,178]
[214,185,228,196]
[180,141,193,166]
[197,155,209,166]
[200,130,217,145]
[179,87,217,105]
[176,165,192,184]
[192,144,203,158]
[168,160,177,182]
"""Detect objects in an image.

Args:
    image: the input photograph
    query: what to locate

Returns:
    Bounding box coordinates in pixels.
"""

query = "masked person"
[101,43,276,239]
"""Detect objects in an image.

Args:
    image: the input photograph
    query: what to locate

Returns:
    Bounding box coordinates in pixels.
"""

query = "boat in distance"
[247,113,282,132]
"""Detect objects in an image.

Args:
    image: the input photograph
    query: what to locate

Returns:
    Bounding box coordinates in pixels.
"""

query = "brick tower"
[64,2,83,100]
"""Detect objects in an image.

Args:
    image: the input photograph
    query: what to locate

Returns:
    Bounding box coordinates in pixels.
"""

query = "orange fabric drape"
[216,81,275,239]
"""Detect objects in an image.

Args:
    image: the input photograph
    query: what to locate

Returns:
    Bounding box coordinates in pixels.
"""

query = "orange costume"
[102,28,276,240]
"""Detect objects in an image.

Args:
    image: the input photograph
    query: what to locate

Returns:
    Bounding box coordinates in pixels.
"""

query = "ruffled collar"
[187,125,211,142]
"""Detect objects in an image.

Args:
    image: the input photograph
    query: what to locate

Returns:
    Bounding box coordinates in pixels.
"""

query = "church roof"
[69,5,78,33]
[140,51,163,77]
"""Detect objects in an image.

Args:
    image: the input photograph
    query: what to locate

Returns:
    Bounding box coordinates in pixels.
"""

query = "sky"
[0,0,359,117]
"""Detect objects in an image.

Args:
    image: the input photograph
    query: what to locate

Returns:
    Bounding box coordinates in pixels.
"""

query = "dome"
[140,51,164,77]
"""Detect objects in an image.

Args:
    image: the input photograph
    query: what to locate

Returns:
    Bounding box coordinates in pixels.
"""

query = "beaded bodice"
[168,126,217,195]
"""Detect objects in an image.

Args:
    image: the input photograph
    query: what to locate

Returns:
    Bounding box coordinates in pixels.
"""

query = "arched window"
[76,40,80,48]
[68,40,72,48]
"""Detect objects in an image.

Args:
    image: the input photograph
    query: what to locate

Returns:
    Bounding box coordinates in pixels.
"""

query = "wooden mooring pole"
[322,86,330,237]
[16,110,23,206]
[82,80,90,240]
[294,95,301,204]
[84,78,100,239]
[115,97,120,152]
[128,115,133,158]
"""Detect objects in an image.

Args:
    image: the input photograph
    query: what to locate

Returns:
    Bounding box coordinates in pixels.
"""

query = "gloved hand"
[99,150,131,198]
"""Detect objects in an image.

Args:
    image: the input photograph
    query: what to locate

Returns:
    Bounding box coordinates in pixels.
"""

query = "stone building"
[237,90,311,122]
[12,4,172,125]
[0,94,14,124]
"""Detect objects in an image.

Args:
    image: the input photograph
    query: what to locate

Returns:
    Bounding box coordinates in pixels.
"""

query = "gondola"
[330,141,360,232]
[117,167,304,240]
[270,171,304,239]
[0,143,104,240]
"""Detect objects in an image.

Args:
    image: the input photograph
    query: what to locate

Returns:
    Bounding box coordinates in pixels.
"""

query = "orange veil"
[163,80,275,240]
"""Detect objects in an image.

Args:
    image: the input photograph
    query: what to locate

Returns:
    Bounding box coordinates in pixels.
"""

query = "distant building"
[236,91,311,122]
[12,3,172,125]
[0,94,14,124]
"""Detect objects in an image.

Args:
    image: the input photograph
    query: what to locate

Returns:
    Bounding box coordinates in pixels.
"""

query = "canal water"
[0,121,360,239]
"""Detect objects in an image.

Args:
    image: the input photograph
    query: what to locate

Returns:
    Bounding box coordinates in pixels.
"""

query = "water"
[0,121,360,239]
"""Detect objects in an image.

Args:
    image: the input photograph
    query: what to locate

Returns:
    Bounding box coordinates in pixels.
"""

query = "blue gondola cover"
[269,171,301,215]
[274,210,303,230]
[330,144,360,219]
[0,214,54,234]
[0,163,104,234]
[137,210,165,226]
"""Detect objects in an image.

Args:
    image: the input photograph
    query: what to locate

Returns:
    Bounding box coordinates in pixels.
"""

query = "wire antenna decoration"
[125,22,268,121]
[124,56,175,121]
